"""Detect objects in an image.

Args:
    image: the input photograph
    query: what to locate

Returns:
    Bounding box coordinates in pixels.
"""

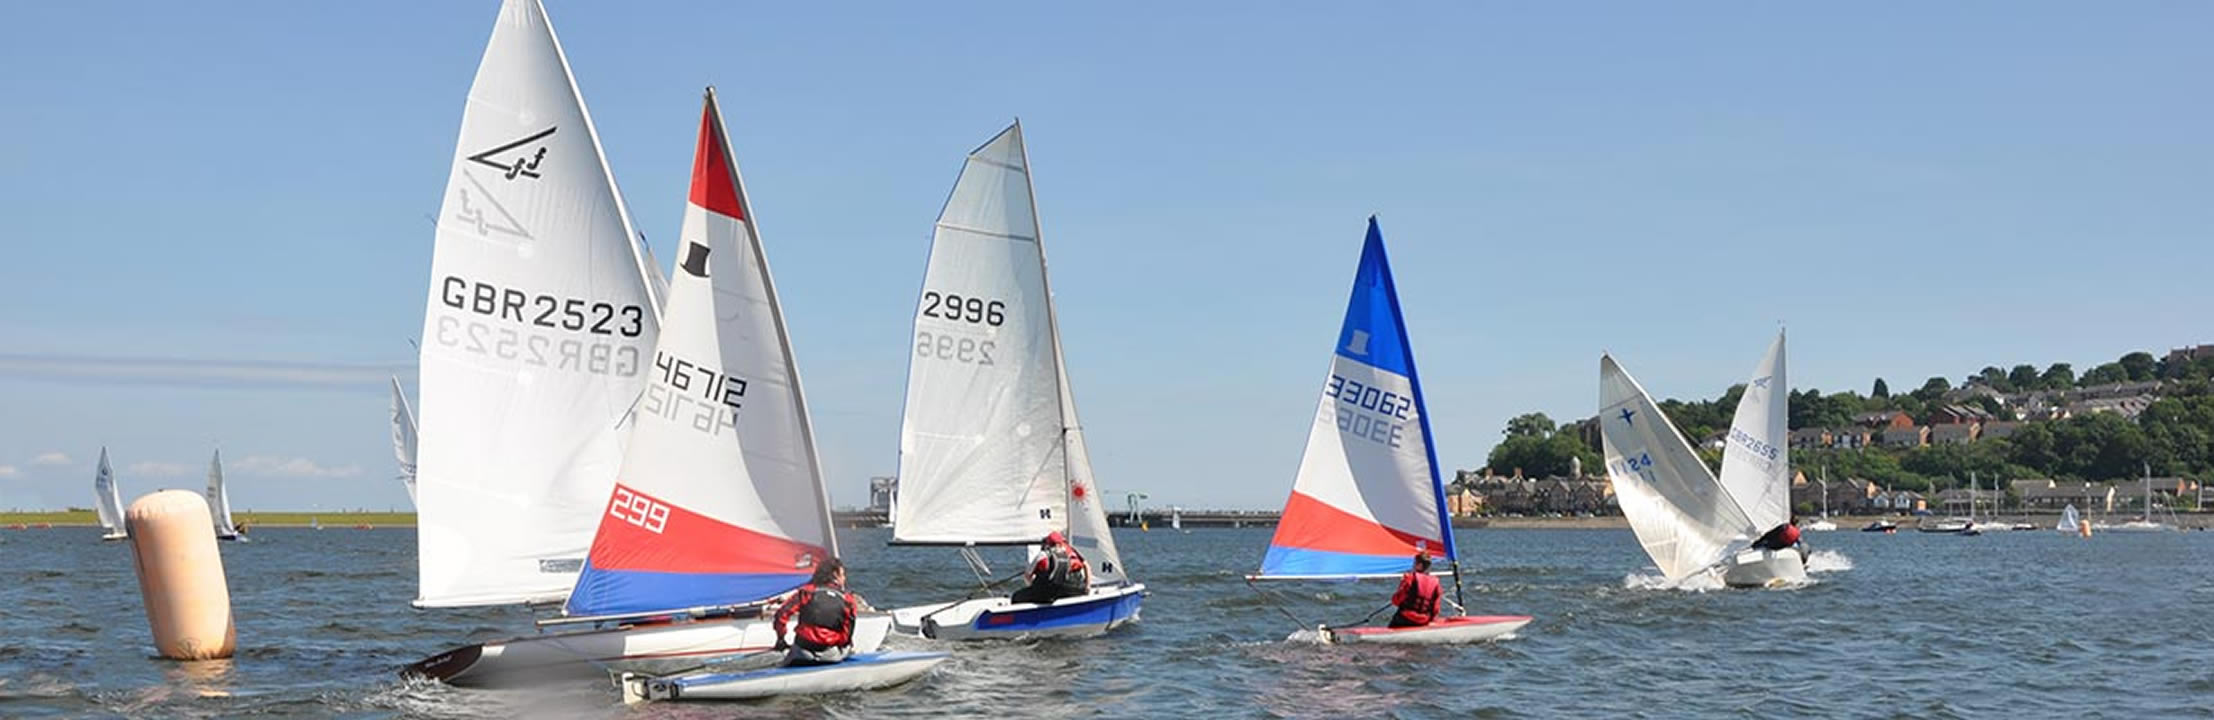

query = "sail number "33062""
[608,488,670,534]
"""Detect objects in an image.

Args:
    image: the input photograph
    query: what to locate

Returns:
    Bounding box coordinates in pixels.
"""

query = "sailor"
[773,558,868,666]
[1010,531,1089,604]
[1750,514,1804,552]
[1389,553,1442,628]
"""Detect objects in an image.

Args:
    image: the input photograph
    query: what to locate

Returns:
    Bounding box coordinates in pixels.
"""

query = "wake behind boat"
[1247,218,1530,646]
[885,123,1144,641]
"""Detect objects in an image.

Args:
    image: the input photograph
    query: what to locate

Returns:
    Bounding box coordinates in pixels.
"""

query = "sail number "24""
[608,487,670,534]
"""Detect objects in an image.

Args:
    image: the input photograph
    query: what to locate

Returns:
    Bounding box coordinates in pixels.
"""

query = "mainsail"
[93,448,125,537]
[1257,218,1454,579]
[1717,331,1790,534]
[389,376,419,505]
[415,0,663,607]
[565,90,838,616]
[207,450,238,537]
[2058,504,2081,532]
[1599,355,1755,581]
[891,123,1131,580]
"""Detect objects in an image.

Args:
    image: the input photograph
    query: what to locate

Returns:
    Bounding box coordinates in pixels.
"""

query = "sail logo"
[452,171,531,239]
[1750,375,1772,390]
[608,486,671,534]
[1345,330,1372,356]
[468,127,556,181]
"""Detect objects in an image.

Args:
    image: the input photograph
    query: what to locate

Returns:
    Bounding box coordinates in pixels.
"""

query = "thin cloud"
[230,455,363,479]
[0,466,19,479]
[0,353,410,392]
[30,452,71,466]
[126,461,193,477]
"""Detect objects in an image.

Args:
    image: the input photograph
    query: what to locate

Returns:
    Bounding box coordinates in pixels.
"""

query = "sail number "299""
[608,487,670,534]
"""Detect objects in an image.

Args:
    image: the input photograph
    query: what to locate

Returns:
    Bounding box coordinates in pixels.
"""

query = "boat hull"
[890,584,1144,641]
[407,614,892,687]
[622,650,949,702]
[1327,615,1531,645]
[1721,547,1806,588]
[100,532,128,542]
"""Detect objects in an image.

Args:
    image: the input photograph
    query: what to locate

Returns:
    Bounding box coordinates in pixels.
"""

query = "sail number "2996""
[608,487,670,534]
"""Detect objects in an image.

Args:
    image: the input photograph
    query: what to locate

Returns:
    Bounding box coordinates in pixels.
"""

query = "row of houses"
[1449,472,1617,516]
[1787,474,2198,515]
[1948,380,2169,422]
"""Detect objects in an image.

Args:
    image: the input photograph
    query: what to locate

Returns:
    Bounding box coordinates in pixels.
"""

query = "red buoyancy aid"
[1391,571,1441,626]
[1778,523,1802,547]
[774,583,856,650]
[1033,543,1090,594]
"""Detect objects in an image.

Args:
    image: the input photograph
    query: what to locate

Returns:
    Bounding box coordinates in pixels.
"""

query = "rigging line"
[1242,577,1315,631]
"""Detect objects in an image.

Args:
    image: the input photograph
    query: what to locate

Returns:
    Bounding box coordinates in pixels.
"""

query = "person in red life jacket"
[772,558,870,666]
[1389,553,1443,627]
[1750,513,1805,553]
[1010,531,1089,605]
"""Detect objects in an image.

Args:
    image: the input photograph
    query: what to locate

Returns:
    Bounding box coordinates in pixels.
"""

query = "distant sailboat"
[94,448,126,541]
[1247,218,1530,645]
[389,376,418,505]
[884,123,1144,641]
[1804,467,1839,532]
[2057,504,2081,534]
[2108,463,2173,532]
[207,451,245,542]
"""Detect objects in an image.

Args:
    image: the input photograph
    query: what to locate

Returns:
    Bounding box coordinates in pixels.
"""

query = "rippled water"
[4,525,2212,718]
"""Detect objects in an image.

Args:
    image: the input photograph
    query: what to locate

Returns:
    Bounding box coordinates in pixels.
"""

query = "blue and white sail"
[1257,218,1454,579]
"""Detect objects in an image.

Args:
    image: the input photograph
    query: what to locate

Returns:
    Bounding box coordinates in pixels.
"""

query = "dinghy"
[1599,334,1806,589]
[207,451,246,542]
[93,448,126,541]
[389,376,418,505]
[885,123,1145,640]
[410,88,891,685]
[619,651,951,703]
[2057,504,2081,534]
[1246,218,1530,646]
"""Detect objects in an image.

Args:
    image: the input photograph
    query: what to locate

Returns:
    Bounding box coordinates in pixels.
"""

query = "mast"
[1013,120,1078,539]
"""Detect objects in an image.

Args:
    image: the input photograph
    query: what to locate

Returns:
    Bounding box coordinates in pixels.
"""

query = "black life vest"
[799,586,850,631]
[1042,545,1087,593]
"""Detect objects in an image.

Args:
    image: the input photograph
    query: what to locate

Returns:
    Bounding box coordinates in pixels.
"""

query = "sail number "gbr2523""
[608,487,670,534]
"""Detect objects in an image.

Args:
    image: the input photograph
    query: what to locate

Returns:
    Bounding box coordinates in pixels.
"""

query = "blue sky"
[1,2,2207,511]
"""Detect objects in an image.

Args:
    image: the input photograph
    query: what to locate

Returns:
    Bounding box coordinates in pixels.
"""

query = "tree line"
[1480,348,2214,493]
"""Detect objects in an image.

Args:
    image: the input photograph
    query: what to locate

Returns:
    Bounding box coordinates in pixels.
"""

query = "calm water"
[4,525,2212,718]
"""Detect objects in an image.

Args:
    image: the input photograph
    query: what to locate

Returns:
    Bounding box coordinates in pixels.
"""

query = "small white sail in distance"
[93,448,126,538]
[1599,354,1755,581]
[1716,331,1790,534]
[390,376,419,505]
[208,450,238,537]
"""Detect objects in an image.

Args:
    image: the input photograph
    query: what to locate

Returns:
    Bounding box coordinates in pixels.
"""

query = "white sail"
[414,0,663,607]
[93,448,125,536]
[1717,331,1790,533]
[1059,350,1127,586]
[2058,504,2081,532]
[894,124,1071,545]
[207,450,238,537]
[565,90,840,614]
[1600,355,1755,581]
[390,376,419,505]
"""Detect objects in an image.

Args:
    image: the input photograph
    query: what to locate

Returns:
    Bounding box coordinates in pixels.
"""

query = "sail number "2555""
[608,488,670,534]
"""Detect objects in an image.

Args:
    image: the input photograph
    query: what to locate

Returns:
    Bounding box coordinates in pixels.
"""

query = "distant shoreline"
[0,511,417,527]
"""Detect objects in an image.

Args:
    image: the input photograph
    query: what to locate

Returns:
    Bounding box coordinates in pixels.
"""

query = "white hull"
[1803,520,1838,532]
[409,614,891,687]
[1325,615,1531,645]
[100,532,128,542]
[889,584,1144,641]
[1721,547,1807,589]
[623,650,949,702]
[2101,521,2171,533]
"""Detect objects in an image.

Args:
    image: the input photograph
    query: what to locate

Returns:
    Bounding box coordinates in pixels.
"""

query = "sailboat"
[411,90,899,686]
[207,451,245,542]
[1601,332,1806,589]
[1804,467,1838,531]
[93,448,127,541]
[2057,504,2082,534]
[409,0,662,613]
[883,123,1145,641]
[389,376,418,505]
[1247,218,1530,644]
[2108,463,2173,532]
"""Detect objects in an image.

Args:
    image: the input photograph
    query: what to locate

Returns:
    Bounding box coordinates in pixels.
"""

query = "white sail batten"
[1717,332,1790,534]
[93,448,124,536]
[207,451,238,536]
[414,0,662,607]
[1600,355,1753,581]
[894,124,1071,544]
[390,376,419,505]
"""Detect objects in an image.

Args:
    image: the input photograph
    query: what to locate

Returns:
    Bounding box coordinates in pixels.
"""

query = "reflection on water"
[3,526,2213,715]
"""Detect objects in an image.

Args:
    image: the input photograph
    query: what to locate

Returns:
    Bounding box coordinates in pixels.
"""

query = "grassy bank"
[0,511,416,527]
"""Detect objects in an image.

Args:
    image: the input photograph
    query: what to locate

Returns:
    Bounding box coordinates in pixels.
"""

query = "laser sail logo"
[469,127,556,181]
[452,171,530,239]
